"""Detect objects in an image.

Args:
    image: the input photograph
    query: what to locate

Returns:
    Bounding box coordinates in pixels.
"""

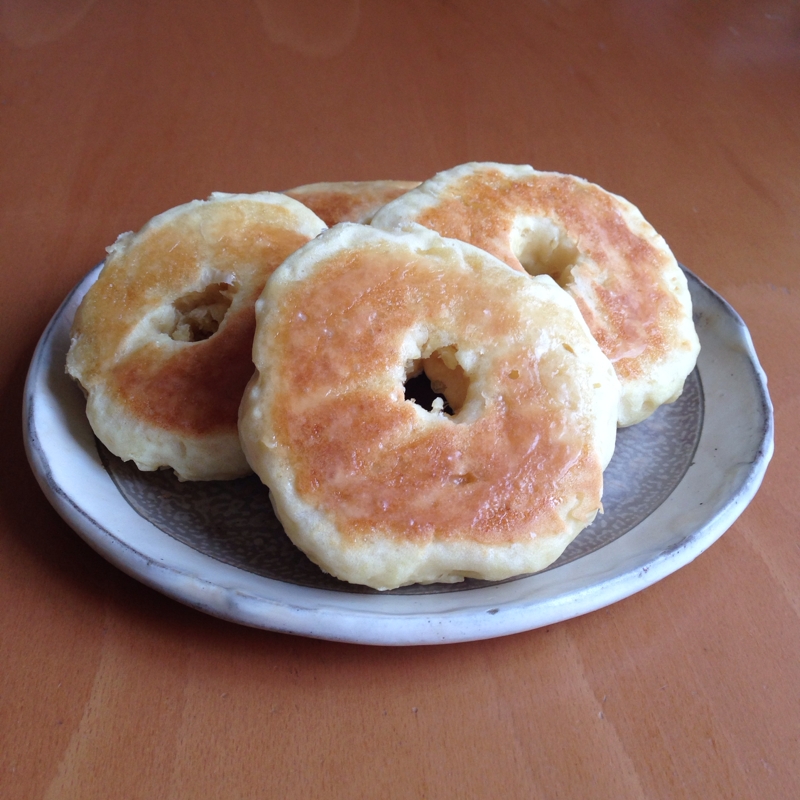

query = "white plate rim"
[23,265,774,645]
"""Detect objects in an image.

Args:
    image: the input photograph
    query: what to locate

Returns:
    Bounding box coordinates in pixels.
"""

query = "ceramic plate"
[24,265,773,645]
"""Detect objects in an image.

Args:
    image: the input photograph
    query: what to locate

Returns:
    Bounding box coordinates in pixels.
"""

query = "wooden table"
[2,1,798,796]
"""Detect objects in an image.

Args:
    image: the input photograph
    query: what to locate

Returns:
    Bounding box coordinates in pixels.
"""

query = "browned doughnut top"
[240,224,620,589]
[371,163,700,426]
[67,192,326,480]
[284,180,419,225]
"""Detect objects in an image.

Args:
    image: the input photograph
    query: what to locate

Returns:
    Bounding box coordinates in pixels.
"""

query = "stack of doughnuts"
[67,164,699,590]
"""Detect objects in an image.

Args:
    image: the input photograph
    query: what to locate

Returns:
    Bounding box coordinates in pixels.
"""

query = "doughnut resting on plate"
[239,223,620,590]
[371,162,700,426]
[66,192,327,481]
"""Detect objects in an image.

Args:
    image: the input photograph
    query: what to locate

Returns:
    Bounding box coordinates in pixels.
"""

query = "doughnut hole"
[168,282,235,342]
[404,344,469,418]
[510,216,579,287]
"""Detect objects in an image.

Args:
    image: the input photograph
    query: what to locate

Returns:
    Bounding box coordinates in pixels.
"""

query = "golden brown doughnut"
[371,163,700,426]
[66,192,327,480]
[239,224,620,590]
[284,180,419,226]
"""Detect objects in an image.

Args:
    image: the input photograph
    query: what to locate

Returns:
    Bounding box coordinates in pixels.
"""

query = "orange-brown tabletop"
[2,1,798,797]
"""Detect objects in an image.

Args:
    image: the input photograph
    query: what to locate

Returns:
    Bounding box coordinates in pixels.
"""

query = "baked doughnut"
[371,162,700,427]
[239,224,620,590]
[284,180,419,226]
[66,192,327,481]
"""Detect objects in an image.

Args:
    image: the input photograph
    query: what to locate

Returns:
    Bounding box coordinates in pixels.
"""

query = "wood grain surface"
[1,1,798,797]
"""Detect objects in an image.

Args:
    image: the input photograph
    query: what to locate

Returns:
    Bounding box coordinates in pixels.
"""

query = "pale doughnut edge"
[83,384,252,481]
